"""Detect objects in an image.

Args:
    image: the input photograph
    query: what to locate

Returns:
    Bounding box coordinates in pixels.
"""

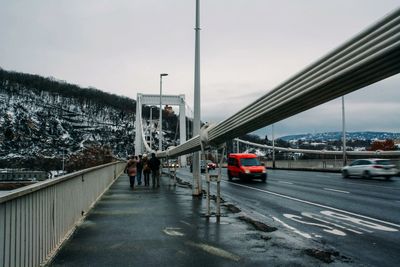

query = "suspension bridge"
[1,5,400,267]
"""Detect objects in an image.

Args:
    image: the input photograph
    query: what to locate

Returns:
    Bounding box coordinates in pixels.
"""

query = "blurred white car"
[164,160,179,168]
[342,159,398,180]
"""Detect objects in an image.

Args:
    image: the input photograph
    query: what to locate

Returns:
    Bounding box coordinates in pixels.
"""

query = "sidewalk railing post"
[200,141,211,217]
[174,163,177,186]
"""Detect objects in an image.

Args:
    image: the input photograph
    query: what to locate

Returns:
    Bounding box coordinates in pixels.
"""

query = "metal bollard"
[173,163,177,186]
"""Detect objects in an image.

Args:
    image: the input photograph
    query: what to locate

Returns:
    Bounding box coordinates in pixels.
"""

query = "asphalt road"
[175,168,400,267]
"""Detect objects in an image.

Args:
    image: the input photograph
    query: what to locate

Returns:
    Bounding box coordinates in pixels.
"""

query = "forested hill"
[0,68,136,113]
[0,68,140,171]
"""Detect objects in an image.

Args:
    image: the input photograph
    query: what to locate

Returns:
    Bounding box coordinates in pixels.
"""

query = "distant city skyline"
[1,1,399,137]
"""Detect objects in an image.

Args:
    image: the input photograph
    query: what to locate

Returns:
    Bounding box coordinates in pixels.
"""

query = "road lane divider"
[278,181,294,185]
[223,181,400,229]
[323,188,350,194]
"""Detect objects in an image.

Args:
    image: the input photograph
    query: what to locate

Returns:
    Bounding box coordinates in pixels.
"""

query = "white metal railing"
[235,138,400,156]
[156,7,400,159]
[0,161,126,267]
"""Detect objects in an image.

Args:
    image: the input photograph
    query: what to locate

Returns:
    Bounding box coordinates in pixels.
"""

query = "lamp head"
[160,73,168,77]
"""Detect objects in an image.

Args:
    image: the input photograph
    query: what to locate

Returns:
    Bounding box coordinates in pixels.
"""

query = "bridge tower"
[135,93,187,166]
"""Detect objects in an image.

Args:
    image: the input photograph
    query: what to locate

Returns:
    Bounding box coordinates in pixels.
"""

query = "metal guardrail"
[235,138,400,156]
[158,7,400,159]
[263,159,400,171]
[0,161,126,267]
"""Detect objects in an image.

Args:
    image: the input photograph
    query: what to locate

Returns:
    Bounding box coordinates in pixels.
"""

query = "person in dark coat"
[142,154,151,187]
[136,155,143,185]
[148,153,161,188]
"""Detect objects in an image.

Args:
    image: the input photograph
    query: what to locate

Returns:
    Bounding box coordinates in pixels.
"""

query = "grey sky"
[1,0,399,137]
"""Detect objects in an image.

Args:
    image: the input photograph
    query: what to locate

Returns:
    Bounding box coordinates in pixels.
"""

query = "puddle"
[304,248,352,264]
[239,216,278,232]
[251,247,267,253]
[223,203,241,213]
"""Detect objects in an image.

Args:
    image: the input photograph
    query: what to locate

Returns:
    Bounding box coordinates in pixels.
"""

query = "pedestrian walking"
[137,155,143,185]
[124,156,138,190]
[142,154,151,187]
[149,153,161,188]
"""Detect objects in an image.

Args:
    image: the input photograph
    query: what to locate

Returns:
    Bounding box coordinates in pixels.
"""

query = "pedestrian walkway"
[49,173,329,267]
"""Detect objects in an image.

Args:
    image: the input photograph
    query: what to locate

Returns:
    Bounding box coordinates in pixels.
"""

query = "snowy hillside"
[279,131,400,142]
[0,69,137,170]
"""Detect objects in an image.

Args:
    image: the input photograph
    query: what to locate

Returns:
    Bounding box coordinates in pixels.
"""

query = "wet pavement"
[49,173,347,267]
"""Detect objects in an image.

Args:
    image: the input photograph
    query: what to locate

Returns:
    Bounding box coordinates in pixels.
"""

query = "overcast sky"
[1,0,399,137]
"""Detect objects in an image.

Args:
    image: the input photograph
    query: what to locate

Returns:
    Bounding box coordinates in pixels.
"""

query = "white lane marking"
[316,211,373,233]
[272,216,312,239]
[323,188,350,194]
[186,241,240,261]
[284,214,346,236]
[321,211,397,232]
[342,181,400,191]
[163,227,185,236]
[278,181,294,185]
[223,181,400,229]
[302,213,362,234]
[180,220,192,227]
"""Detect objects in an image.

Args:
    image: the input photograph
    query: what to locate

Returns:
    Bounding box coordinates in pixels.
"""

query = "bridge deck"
[49,173,251,266]
[49,172,331,266]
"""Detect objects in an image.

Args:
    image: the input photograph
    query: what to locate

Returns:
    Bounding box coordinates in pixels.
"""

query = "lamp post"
[62,148,65,173]
[192,0,202,196]
[342,96,347,166]
[159,73,168,151]
[150,107,153,150]
[272,124,276,168]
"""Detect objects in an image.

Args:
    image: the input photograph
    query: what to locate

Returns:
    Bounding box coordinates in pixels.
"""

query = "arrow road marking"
[224,181,400,229]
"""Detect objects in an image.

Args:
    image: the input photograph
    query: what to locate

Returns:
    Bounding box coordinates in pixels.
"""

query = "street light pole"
[193,0,202,196]
[342,96,347,166]
[272,124,276,168]
[150,107,153,150]
[159,73,168,151]
[62,148,65,172]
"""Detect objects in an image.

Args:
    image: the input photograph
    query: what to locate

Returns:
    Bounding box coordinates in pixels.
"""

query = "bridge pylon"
[135,93,187,167]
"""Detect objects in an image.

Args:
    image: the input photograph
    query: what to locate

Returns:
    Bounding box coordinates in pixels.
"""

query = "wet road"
[176,168,400,267]
[50,173,334,267]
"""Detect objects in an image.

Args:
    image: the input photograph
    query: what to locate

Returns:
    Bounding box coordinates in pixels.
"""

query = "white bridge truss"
[135,93,187,166]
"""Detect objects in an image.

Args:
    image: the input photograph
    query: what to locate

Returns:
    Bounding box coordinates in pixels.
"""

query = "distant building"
[0,169,47,181]
[394,139,400,149]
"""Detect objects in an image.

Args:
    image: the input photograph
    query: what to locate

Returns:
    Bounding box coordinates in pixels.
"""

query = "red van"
[227,153,267,182]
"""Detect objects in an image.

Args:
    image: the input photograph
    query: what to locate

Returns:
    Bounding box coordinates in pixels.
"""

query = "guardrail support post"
[201,141,211,217]
[216,145,225,222]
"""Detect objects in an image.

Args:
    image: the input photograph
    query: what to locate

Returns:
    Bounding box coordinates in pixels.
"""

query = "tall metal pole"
[150,107,153,150]
[193,0,202,196]
[272,124,276,168]
[62,148,65,172]
[159,73,168,151]
[342,96,347,166]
